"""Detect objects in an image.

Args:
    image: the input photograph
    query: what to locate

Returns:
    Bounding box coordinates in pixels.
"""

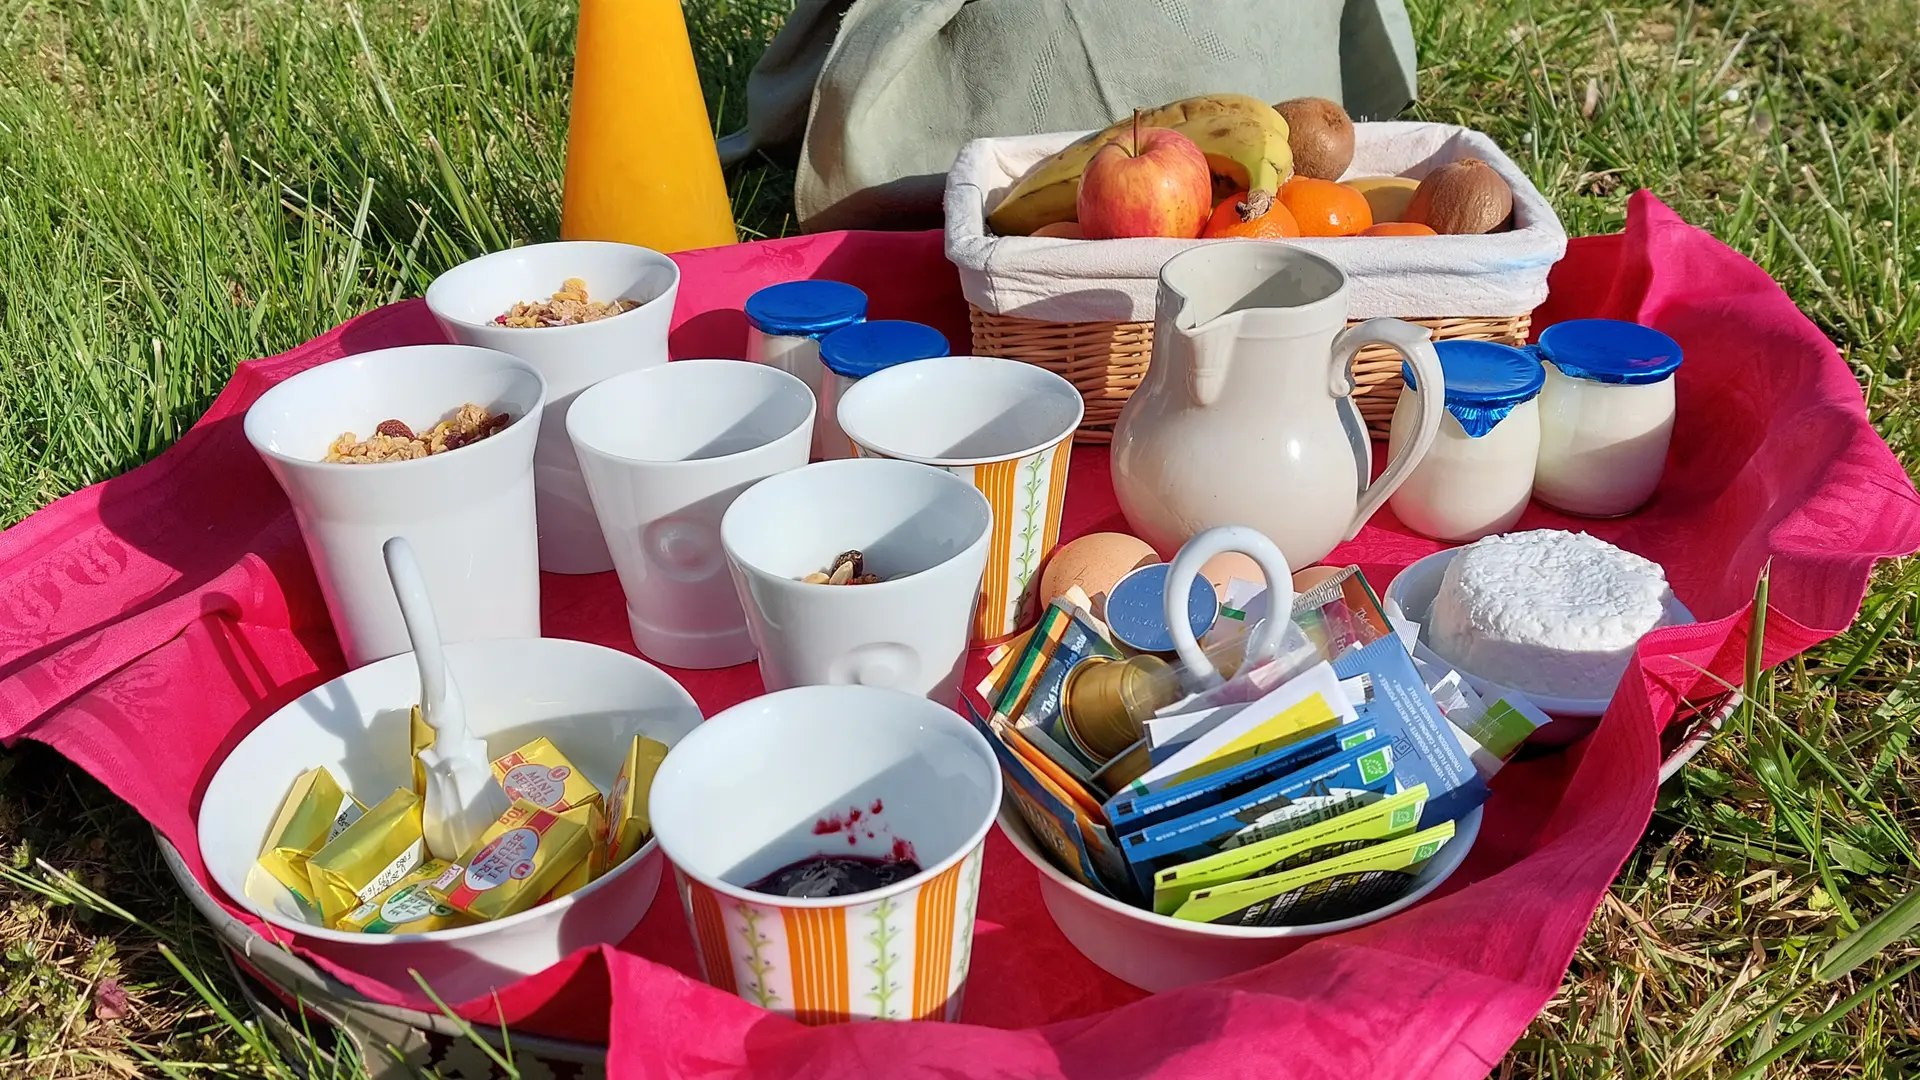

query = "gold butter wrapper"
[337,858,474,934]
[605,735,669,868]
[545,800,609,902]
[410,705,432,800]
[491,736,600,812]
[431,800,592,921]
[307,787,424,927]
[257,766,367,909]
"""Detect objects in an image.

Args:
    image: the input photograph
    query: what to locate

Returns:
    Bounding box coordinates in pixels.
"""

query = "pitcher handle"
[1163,526,1295,689]
[1330,318,1445,541]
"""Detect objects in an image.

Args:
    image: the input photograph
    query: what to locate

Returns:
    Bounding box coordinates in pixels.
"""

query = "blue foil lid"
[744,280,868,338]
[1534,319,1683,385]
[1400,340,1546,438]
[819,320,951,378]
[1103,563,1218,654]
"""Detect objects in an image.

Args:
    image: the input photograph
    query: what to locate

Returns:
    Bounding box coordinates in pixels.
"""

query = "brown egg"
[1200,551,1264,596]
[1290,565,1346,593]
[1039,533,1158,617]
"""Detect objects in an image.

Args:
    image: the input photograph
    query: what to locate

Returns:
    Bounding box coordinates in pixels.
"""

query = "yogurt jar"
[817,320,951,459]
[1388,339,1545,543]
[1529,319,1683,517]
[744,281,868,449]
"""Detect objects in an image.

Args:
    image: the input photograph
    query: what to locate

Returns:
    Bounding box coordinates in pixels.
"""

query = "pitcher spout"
[1182,316,1241,407]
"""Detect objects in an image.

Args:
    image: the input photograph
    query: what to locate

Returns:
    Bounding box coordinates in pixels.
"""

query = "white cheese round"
[1429,530,1676,702]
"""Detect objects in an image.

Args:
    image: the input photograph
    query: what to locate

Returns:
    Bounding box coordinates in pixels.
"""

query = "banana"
[987,94,1294,236]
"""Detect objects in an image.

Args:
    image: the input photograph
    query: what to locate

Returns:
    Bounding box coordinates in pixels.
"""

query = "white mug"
[242,345,545,668]
[426,241,682,575]
[649,685,1001,1023]
[836,356,1083,643]
[568,360,816,670]
[719,459,991,703]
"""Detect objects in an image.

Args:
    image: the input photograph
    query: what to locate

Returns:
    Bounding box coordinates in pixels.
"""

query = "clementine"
[1360,222,1438,237]
[1277,176,1373,237]
[1201,192,1301,239]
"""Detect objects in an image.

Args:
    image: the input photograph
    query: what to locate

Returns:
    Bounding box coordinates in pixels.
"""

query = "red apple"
[1076,125,1212,240]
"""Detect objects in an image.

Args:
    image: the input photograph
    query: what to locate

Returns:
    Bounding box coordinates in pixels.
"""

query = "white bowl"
[426,241,682,575]
[199,638,702,1002]
[997,801,1481,993]
[1382,547,1696,724]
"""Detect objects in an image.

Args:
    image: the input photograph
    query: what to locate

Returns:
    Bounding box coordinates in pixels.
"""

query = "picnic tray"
[3,192,1917,1080]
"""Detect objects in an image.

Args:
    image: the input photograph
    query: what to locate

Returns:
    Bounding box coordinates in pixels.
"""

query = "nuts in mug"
[493,278,639,328]
[800,550,884,586]
[326,403,511,464]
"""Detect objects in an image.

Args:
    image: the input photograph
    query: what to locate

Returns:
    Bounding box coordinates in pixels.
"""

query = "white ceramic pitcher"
[1111,242,1447,566]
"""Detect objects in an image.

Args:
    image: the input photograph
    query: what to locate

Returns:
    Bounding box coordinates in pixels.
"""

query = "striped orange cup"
[837,356,1084,644]
[649,685,1003,1024]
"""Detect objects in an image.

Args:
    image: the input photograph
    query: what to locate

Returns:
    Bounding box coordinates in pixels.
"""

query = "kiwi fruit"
[1405,158,1514,234]
[1274,97,1355,181]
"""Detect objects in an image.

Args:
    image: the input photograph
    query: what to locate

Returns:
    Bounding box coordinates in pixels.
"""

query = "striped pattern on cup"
[675,844,985,1024]
[854,439,1072,643]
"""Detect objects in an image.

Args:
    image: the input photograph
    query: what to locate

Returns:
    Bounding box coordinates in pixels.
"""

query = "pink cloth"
[3,192,1915,1078]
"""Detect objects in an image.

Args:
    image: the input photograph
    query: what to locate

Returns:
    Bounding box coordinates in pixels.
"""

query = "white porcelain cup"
[650,685,1002,1024]
[720,459,992,702]
[568,360,816,670]
[243,345,545,668]
[836,356,1084,643]
[426,241,682,575]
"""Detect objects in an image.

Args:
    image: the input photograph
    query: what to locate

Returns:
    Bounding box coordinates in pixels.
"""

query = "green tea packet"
[1152,784,1429,915]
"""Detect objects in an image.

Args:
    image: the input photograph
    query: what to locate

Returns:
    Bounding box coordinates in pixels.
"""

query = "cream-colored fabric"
[945,123,1569,321]
[717,0,1420,232]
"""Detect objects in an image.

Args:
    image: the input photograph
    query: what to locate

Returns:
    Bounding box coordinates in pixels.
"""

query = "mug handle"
[1163,526,1295,689]
[1331,318,1445,541]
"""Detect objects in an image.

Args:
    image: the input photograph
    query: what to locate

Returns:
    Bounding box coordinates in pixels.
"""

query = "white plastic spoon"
[384,536,510,861]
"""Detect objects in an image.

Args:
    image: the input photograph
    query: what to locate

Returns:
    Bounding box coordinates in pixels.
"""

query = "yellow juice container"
[560,0,737,252]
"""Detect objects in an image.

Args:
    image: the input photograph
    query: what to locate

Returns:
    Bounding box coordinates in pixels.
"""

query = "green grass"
[2,0,1918,1075]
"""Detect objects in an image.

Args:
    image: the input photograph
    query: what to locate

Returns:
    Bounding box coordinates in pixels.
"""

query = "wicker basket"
[970,306,1533,444]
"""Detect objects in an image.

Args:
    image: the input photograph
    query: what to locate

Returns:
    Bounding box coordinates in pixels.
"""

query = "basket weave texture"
[970,306,1533,444]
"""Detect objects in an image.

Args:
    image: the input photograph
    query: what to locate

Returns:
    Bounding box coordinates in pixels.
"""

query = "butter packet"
[338,858,474,934]
[605,735,669,868]
[491,737,601,812]
[410,705,432,800]
[257,766,367,909]
[431,800,593,920]
[546,800,609,901]
[307,787,425,926]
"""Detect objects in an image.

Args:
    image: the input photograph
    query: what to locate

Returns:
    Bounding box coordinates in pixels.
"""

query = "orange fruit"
[1202,191,1301,239]
[1360,222,1438,237]
[1277,176,1373,237]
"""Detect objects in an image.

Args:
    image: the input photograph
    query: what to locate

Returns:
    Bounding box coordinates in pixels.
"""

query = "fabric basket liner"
[945,121,1569,323]
[2,192,1916,1079]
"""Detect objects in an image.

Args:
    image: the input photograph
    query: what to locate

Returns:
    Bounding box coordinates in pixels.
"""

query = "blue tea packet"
[1104,718,1379,836]
[1333,636,1491,829]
